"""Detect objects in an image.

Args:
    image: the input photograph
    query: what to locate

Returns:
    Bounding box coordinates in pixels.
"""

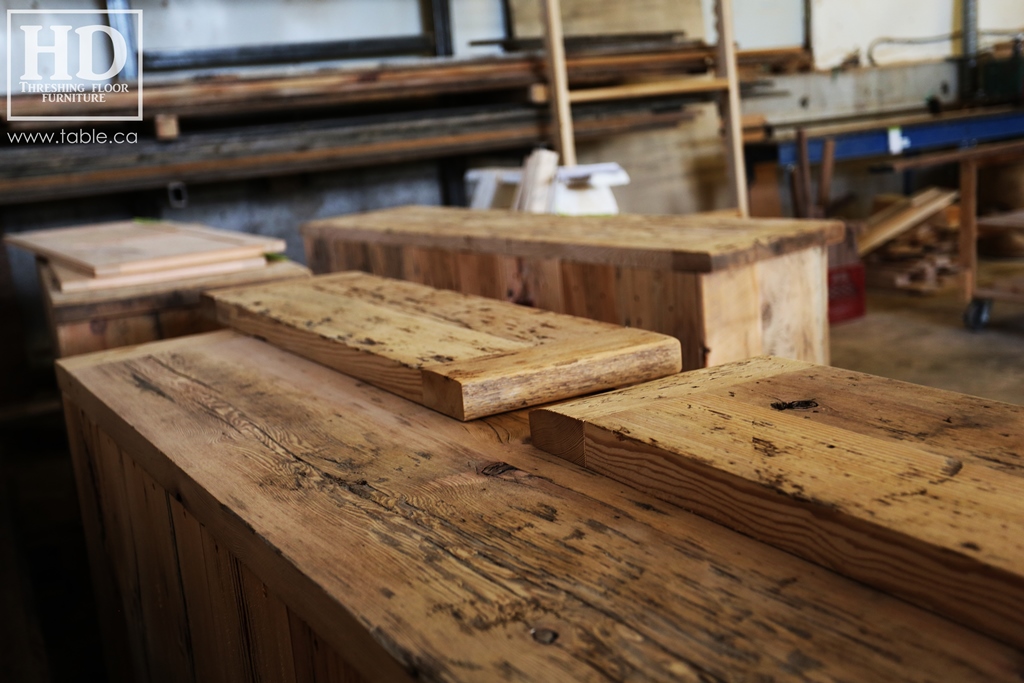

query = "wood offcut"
[206,272,682,420]
[6,220,285,279]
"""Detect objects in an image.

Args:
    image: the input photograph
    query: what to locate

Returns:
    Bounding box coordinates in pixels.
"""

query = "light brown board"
[41,259,311,325]
[207,272,682,420]
[6,220,285,277]
[301,205,844,273]
[55,331,1024,681]
[530,356,1024,648]
[51,256,269,292]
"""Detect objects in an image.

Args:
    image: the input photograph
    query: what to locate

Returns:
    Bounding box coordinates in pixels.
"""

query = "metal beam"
[775,109,1024,165]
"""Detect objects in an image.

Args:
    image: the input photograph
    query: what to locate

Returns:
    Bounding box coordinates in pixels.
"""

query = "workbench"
[302,206,844,369]
[38,259,310,357]
[881,138,1024,330]
[56,331,1024,682]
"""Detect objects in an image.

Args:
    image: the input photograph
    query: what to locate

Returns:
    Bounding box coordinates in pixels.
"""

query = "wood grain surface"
[55,332,1024,682]
[38,259,311,358]
[207,272,681,420]
[301,205,844,273]
[50,256,269,293]
[6,220,285,277]
[530,356,1024,648]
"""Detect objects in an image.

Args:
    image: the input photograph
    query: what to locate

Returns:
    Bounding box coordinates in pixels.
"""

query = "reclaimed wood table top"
[56,332,1024,682]
[301,206,845,272]
[6,220,286,278]
[531,356,1024,649]
[207,272,681,420]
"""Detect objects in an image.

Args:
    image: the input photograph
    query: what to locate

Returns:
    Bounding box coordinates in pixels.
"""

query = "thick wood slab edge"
[530,358,1024,649]
[301,206,846,272]
[207,272,682,420]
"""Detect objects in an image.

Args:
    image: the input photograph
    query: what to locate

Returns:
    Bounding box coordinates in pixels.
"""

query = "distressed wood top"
[55,332,1024,682]
[6,220,286,277]
[41,259,311,325]
[530,356,1024,649]
[300,206,845,273]
[207,272,681,420]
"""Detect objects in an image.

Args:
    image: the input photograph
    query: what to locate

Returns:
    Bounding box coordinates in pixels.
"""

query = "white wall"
[812,0,1024,69]
[702,0,804,49]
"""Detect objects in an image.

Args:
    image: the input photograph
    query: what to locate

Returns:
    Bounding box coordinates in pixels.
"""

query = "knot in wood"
[480,462,519,477]
[531,628,558,645]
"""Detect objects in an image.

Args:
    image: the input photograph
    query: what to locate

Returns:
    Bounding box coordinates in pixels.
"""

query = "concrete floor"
[831,261,1024,406]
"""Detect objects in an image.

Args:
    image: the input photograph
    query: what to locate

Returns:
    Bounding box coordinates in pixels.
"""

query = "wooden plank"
[207,272,680,420]
[301,206,845,274]
[756,246,830,365]
[5,43,785,122]
[960,161,979,303]
[61,400,135,683]
[541,0,577,166]
[55,332,1024,681]
[237,563,298,683]
[169,498,246,683]
[511,148,560,213]
[6,221,285,278]
[978,209,1024,232]
[86,423,151,681]
[119,453,195,683]
[42,260,311,325]
[530,357,1024,648]
[531,77,730,104]
[700,261,762,365]
[288,609,366,683]
[883,138,1024,172]
[818,137,836,210]
[51,256,268,293]
[715,0,749,217]
[858,188,959,256]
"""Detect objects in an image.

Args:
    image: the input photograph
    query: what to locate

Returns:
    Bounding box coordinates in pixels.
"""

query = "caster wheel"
[963,298,992,331]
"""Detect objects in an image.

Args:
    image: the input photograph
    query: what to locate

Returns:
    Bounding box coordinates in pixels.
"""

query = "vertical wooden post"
[794,128,812,218]
[818,137,836,214]
[959,159,978,303]
[714,0,749,217]
[540,0,577,167]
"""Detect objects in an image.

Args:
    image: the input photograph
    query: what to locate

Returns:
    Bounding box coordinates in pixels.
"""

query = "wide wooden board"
[51,256,269,292]
[55,331,1024,681]
[6,220,286,277]
[530,356,1024,648]
[301,206,844,273]
[208,272,681,420]
[41,259,311,325]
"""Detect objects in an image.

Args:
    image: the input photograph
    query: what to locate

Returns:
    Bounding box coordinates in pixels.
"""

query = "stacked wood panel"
[301,206,844,370]
[4,220,311,357]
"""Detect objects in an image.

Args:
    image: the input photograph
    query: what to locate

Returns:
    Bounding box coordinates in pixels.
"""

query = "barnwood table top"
[207,272,681,420]
[301,205,845,273]
[531,356,1024,649]
[56,331,1024,682]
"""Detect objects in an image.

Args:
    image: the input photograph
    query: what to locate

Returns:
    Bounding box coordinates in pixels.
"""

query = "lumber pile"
[859,189,961,294]
[530,355,1024,650]
[5,220,287,293]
